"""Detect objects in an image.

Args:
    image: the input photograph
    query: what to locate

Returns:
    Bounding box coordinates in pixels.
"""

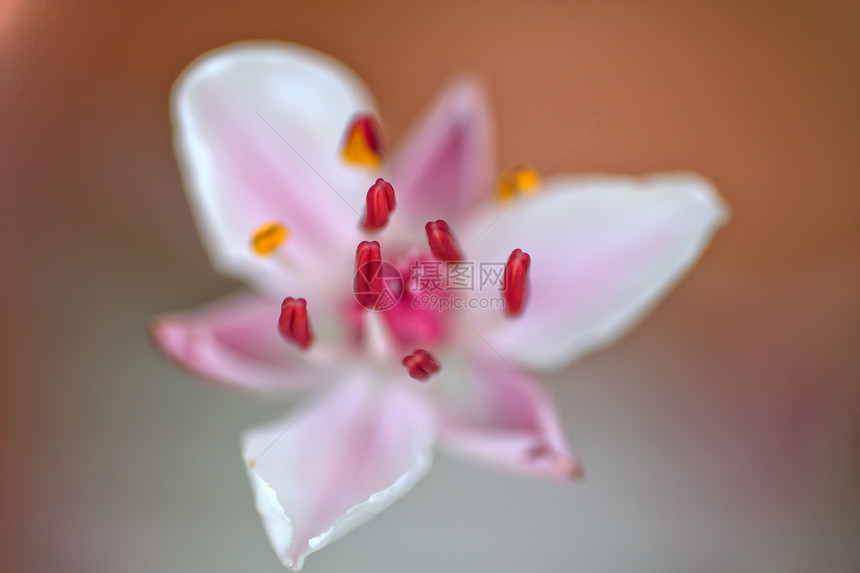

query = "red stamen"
[425,220,462,262]
[402,349,440,381]
[354,240,383,309]
[362,178,396,231]
[278,297,313,349]
[503,248,531,316]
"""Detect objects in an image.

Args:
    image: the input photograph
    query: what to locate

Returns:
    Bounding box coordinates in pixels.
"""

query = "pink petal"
[172,42,378,294]
[151,293,336,394]
[390,78,494,229]
[468,172,728,371]
[242,374,435,570]
[433,351,580,481]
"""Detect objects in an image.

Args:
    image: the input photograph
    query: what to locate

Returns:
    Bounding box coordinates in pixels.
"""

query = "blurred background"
[2,1,859,571]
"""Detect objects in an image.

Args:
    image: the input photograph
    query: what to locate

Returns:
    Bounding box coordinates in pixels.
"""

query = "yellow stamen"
[496,165,541,202]
[341,115,383,167]
[250,222,289,255]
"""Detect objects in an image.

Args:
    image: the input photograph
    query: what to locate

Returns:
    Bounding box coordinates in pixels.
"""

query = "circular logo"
[353,260,404,311]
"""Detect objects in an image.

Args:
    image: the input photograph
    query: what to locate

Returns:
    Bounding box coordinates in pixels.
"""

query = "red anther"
[342,114,385,165]
[351,114,384,155]
[354,240,383,309]
[362,178,396,231]
[425,220,462,262]
[402,349,440,381]
[278,297,313,349]
[503,248,531,316]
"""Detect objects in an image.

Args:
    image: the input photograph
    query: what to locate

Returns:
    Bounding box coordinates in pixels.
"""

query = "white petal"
[150,292,344,395]
[390,78,495,229]
[172,42,377,294]
[432,349,581,481]
[467,172,728,370]
[242,374,435,569]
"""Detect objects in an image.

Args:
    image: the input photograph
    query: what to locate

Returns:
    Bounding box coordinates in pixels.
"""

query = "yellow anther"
[250,222,289,255]
[496,165,541,202]
[341,114,383,167]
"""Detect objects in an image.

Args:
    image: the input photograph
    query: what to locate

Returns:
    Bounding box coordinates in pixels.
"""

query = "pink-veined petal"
[467,172,728,371]
[172,42,377,295]
[150,292,339,394]
[432,349,580,481]
[390,78,494,230]
[242,374,435,570]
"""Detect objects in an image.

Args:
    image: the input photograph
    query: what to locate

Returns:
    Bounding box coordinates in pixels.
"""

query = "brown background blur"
[2,1,859,572]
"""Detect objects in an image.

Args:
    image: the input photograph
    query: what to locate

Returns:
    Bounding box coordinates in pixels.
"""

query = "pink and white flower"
[151,42,727,570]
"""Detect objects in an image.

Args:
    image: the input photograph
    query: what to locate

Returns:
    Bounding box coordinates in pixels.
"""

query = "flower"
[151,41,728,570]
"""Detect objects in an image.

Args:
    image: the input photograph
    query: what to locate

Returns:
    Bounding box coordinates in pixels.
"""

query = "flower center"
[377,255,448,348]
[271,119,535,376]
